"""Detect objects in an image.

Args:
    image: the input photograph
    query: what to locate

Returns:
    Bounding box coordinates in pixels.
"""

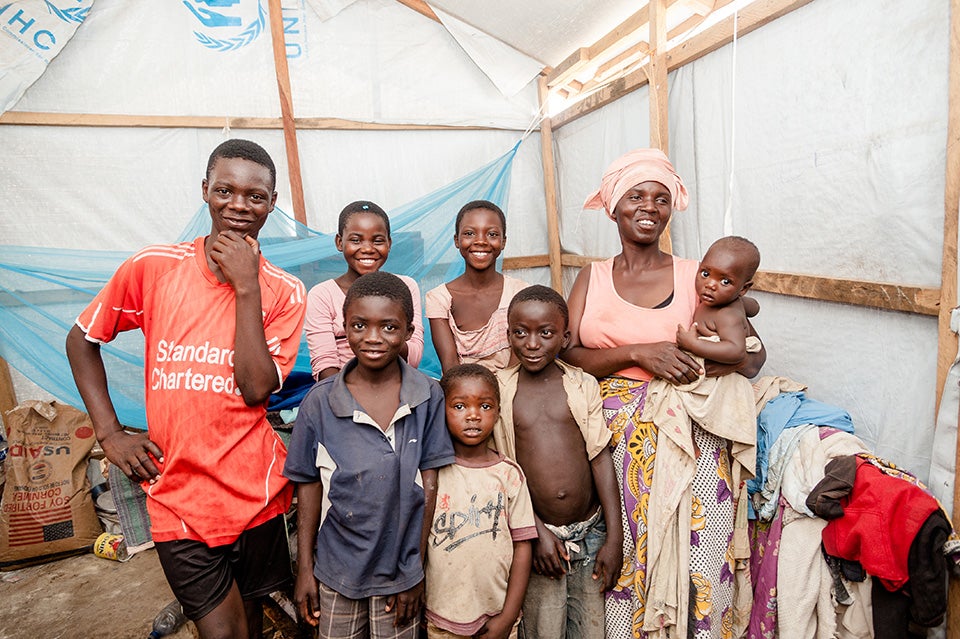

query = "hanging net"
[0,142,521,429]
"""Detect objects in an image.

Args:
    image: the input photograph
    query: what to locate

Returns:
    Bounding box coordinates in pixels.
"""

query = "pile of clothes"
[745,382,960,639]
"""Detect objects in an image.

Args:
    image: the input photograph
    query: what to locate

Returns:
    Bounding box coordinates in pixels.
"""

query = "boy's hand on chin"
[386,580,424,626]
[210,231,260,290]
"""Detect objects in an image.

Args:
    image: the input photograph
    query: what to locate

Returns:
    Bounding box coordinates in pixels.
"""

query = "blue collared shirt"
[283,358,455,598]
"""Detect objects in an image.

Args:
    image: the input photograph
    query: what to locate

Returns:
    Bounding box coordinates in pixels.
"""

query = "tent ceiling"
[426,0,644,67]
[423,0,741,111]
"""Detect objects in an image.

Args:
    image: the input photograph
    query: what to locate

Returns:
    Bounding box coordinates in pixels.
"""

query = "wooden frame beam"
[546,10,650,87]
[940,0,960,416]
[502,255,550,270]
[750,272,940,317]
[649,0,672,254]
[944,2,960,636]
[547,48,592,89]
[546,0,689,90]
[268,0,307,224]
[538,76,564,293]
[551,0,816,130]
[0,111,527,132]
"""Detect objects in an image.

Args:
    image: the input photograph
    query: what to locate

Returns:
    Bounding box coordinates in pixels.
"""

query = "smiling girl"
[425,200,529,373]
[304,200,424,380]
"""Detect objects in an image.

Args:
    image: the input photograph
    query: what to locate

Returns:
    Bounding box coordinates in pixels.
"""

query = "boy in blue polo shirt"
[284,271,455,638]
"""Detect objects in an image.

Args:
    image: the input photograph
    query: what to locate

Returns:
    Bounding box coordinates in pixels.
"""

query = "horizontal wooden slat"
[503,255,550,270]
[751,271,940,316]
[547,48,591,88]
[546,0,685,90]
[595,42,650,83]
[560,254,602,268]
[0,111,528,132]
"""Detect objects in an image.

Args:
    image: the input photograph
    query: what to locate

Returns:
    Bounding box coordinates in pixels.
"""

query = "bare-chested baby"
[492,285,622,639]
[675,235,761,366]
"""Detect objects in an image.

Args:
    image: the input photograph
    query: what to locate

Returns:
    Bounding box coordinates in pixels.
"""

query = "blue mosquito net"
[0,142,521,429]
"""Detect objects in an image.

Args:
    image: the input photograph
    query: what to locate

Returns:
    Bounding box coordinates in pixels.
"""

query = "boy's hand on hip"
[385,580,423,626]
[101,430,163,484]
[293,571,320,627]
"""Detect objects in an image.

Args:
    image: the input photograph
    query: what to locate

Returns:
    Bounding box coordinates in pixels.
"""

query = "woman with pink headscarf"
[563,149,764,639]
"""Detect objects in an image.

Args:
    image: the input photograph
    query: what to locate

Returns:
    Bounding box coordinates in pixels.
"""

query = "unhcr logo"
[182,0,265,51]
[0,1,91,59]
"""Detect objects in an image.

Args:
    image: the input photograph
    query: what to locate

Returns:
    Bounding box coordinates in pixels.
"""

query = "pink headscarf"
[583,148,689,215]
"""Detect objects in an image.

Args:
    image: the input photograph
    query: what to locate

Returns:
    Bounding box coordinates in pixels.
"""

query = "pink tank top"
[579,256,699,381]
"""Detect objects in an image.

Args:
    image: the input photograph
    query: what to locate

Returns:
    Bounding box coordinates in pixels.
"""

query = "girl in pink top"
[425,200,528,373]
[304,201,423,380]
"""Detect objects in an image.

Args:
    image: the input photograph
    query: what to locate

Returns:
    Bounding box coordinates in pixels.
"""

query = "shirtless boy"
[675,236,760,365]
[492,285,622,639]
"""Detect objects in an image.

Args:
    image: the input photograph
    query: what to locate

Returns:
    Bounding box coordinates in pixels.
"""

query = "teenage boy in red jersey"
[66,139,306,639]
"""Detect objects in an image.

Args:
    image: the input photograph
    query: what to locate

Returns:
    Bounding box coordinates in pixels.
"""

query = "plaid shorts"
[317,581,419,639]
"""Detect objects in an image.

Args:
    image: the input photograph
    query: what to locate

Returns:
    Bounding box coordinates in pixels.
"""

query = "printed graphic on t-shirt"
[151,338,241,395]
[432,490,507,551]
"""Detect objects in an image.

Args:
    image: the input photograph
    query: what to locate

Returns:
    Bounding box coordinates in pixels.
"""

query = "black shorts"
[154,515,292,620]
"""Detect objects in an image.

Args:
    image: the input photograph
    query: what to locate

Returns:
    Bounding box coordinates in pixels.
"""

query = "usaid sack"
[0,401,100,569]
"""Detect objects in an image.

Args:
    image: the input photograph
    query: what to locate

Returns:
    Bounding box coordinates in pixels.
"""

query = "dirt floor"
[0,549,197,639]
[0,549,307,639]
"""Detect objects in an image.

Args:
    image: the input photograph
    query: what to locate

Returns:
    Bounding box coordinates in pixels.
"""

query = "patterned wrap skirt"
[600,377,736,639]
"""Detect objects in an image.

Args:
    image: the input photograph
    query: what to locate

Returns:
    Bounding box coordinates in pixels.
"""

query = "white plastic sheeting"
[0,0,91,113]
[11,0,539,127]
[433,6,543,97]
[554,0,950,485]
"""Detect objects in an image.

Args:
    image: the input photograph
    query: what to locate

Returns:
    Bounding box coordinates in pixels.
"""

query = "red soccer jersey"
[76,237,306,546]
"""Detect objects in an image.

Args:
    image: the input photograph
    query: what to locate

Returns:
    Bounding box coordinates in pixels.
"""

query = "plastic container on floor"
[148,599,186,638]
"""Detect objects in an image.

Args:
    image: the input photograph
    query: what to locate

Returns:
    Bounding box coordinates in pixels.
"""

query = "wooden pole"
[537,76,564,293]
[648,0,673,254]
[267,0,308,225]
[0,111,527,132]
[945,2,960,637]
[941,0,960,417]
[0,357,17,417]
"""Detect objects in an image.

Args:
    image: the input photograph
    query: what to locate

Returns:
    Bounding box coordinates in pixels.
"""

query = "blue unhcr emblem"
[183,0,266,52]
[43,1,90,24]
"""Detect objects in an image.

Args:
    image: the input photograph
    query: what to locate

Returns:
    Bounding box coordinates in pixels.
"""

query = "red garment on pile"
[821,458,938,591]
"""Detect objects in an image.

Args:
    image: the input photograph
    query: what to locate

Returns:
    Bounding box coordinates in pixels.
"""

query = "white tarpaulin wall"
[555,0,952,505]
[1,0,957,510]
[2,0,548,251]
[0,0,550,398]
